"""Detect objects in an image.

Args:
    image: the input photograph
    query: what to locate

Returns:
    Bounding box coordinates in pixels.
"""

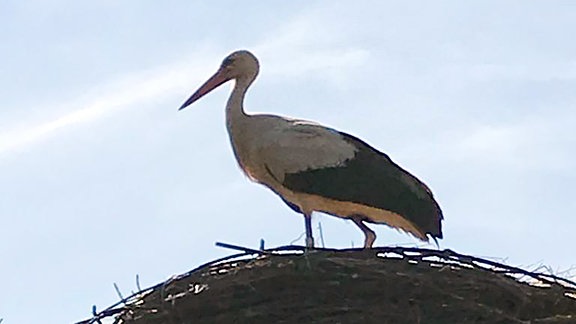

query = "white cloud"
[414,110,576,173]
[0,56,214,156]
[0,13,372,157]
[459,61,576,82]
[253,10,371,85]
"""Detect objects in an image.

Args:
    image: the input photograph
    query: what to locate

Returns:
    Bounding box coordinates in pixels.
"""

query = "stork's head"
[179,50,259,110]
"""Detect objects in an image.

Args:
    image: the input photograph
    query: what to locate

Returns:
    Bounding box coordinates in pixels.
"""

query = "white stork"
[179,50,443,248]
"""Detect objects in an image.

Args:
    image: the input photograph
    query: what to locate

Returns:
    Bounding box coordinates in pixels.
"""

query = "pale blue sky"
[1,2,575,323]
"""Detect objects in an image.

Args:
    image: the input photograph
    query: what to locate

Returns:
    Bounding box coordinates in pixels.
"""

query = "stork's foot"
[363,230,376,249]
[305,236,315,248]
[351,216,376,249]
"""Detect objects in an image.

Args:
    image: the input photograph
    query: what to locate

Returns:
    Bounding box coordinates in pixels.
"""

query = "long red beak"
[179,69,230,110]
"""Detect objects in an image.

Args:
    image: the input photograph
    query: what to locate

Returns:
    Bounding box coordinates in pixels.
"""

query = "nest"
[78,246,576,324]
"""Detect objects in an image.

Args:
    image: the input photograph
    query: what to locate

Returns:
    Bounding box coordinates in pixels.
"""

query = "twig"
[113,283,125,304]
[290,231,306,245]
[318,222,326,248]
[215,241,268,255]
[136,274,142,292]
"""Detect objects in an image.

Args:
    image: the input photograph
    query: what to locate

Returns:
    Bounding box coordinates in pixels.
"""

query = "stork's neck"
[226,76,252,130]
[225,75,256,171]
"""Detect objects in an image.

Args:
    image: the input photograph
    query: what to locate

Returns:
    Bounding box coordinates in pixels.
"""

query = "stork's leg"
[351,216,376,249]
[304,212,314,248]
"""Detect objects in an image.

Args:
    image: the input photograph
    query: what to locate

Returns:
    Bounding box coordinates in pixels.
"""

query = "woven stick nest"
[78,246,576,324]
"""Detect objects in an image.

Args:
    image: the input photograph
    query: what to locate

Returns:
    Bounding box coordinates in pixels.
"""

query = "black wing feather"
[282,132,443,238]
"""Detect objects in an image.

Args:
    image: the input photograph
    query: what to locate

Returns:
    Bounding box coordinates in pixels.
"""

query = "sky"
[1,1,575,323]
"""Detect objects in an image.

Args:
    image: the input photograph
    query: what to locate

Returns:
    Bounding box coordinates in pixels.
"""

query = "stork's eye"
[222,57,234,68]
